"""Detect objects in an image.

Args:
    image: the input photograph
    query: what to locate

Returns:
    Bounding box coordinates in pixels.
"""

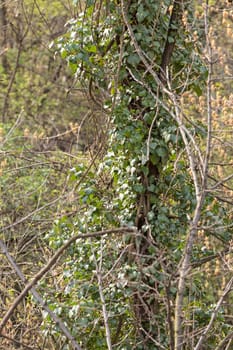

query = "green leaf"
[87,44,97,53]
[127,53,140,66]
[156,146,168,159]
[168,36,175,43]
[192,84,203,96]
[150,153,160,165]
[149,141,157,150]
[136,5,148,23]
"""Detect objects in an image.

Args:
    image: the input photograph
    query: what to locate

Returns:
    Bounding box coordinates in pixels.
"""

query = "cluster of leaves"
[1,1,232,349]
[45,1,218,348]
[50,1,232,349]
[0,1,92,348]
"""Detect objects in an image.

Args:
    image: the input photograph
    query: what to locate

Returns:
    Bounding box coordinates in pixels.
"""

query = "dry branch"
[0,227,136,337]
[194,276,233,350]
[0,239,82,350]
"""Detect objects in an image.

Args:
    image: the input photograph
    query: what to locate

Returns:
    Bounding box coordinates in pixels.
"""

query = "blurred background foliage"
[0,0,232,349]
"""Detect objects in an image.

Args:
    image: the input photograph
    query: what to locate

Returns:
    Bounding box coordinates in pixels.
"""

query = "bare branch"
[121,2,203,199]
[174,2,213,348]
[216,331,233,350]
[174,196,205,350]
[0,333,38,350]
[191,246,232,269]
[93,239,113,350]
[0,239,82,350]
[0,227,136,335]
[120,0,170,95]
[0,145,104,234]
[194,276,233,350]
[209,173,233,190]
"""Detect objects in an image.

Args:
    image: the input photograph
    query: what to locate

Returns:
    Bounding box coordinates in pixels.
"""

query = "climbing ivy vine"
[44,1,233,349]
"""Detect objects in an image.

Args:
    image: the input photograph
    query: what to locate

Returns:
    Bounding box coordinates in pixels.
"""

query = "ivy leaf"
[127,53,141,65]
[149,141,157,150]
[136,5,148,23]
[192,84,203,97]
[168,36,175,43]
[150,153,160,165]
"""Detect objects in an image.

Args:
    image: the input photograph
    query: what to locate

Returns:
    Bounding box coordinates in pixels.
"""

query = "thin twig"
[0,146,102,234]
[93,239,113,350]
[174,2,213,348]
[216,331,233,350]
[194,276,233,350]
[0,333,38,350]
[208,173,233,190]
[0,227,136,334]
[0,239,82,350]
[1,110,23,147]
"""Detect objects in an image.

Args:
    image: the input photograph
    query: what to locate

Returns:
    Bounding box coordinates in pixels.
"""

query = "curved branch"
[0,227,136,336]
[194,276,233,350]
[0,239,82,350]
